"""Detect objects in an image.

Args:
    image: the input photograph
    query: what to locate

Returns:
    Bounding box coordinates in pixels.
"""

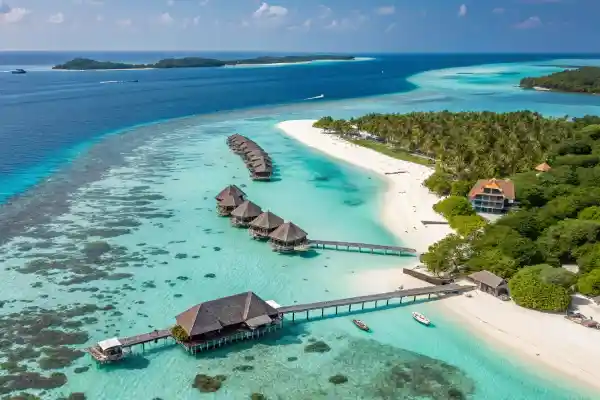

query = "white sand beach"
[277,119,600,394]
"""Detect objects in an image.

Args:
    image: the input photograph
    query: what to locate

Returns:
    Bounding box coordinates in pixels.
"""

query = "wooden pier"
[308,239,416,255]
[86,284,473,362]
[278,284,473,322]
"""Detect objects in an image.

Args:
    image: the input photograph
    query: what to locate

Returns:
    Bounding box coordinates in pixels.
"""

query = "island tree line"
[313,112,600,312]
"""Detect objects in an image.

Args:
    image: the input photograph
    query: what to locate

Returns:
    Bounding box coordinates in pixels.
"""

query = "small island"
[52,55,356,71]
[520,66,600,94]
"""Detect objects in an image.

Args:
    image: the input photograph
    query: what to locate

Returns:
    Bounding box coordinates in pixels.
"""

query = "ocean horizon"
[1,52,600,399]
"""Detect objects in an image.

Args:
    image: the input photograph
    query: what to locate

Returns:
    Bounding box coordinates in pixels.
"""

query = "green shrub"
[424,171,452,196]
[508,266,571,312]
[537,265,576,288]
[553,154,600,168]
[433,196,475,220]
[171,325,190,342]
[450,180,474,197]
[577,269,600,296]
[450,215,487,237]
[578,206,600,221]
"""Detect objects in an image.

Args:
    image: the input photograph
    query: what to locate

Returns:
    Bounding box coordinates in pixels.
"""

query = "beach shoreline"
[276,119,600,395]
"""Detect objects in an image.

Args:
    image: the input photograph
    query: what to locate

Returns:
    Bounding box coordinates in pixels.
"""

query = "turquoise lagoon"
[1,59,599,399]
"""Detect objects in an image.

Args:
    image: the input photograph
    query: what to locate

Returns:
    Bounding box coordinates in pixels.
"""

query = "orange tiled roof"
[535,162,552,172]
[468,178,515,200]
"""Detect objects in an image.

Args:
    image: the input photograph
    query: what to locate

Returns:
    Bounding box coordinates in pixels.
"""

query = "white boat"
[412,312,430,326]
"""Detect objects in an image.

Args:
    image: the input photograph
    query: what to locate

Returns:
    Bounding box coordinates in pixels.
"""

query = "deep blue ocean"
[2,52,600,400]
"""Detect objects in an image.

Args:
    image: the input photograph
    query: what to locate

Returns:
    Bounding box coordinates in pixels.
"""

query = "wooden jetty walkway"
[119,328,172,348]
[308,239,416,255]
[278,284,473,321]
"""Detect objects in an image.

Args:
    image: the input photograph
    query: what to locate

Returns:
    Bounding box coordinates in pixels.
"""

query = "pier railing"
[308,239,416,255]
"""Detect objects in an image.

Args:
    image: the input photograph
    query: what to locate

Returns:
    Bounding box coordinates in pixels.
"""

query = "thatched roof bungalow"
[217,194,245,216]
[535,162,552,173]
[269,221,309,253]
[230,200,263,227]
[249,211,284,240]
[250,162,273,181]
[215,185,246,201]
[175,291,282,345]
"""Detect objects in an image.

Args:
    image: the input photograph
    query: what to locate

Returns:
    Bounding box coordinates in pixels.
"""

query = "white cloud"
[48,12,65,24]
[375,6,395,16]
[96,14,103,22]
[288,18,312,31]
[159,12,174,25]
[515,16,542,29]
[116,18,132,27]
[493,7,505,14]
[325,12,366,32]
[458,4,467,17]
[192,15,200,25]
[385,22,396,33]
[73,0,104,5]
[317,5,332,19]
[253,3,288,19]
[167,0,174,6]
[199,0,209,5]
[0,2,31,24]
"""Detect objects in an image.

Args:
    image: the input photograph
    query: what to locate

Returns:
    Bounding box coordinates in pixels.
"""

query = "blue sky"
[0,0,598,52]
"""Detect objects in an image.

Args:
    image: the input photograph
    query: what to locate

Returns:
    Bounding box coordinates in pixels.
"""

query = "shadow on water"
[99,354,152,371]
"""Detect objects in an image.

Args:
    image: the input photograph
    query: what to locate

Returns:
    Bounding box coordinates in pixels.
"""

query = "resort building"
[217,194,245,216]
[175,291,282,354]
[268,221,309,253]
[468,178,515,214]
[230,200,263,227]
[249,211,284,240]
[467,271,509,297]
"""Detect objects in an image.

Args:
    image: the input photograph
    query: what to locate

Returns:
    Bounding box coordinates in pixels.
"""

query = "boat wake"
[100,80,139,84]
[304,94,324,100]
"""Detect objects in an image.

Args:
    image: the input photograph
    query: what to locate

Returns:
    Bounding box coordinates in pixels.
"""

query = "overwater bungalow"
[215,185,246,201]
[268,221,309,253]
[250,162,273,181]
[249,211,284,240]
[230,200,263,227]
[244,149,271,162]
[174,291,283,354]
[217,194,245,216]
[87,338,127,363]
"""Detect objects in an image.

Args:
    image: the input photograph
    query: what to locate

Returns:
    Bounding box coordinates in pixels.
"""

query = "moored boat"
[412,312,430,326]
[352,319,370,331]
[11,68,26,74]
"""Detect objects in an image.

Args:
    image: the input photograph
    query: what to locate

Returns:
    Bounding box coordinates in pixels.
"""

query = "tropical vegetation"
[520,66,600,94]
[170,325,189,342]
[314,112,600,311]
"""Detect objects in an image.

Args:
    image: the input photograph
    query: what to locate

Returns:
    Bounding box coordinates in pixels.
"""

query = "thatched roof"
[468,270,506,288]
[218,194,245,208]
[250,211,284,230]
[231,200,262,219]
[227,134,244,142]
[176,291,279,337]
[269,221,308,242]
[535,162,552,172]
[246,150,270,159]
[251,163,272,173]
[215,185,246,201]
[241,143,263,152]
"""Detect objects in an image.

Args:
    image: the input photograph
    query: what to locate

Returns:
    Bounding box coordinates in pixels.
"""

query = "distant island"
[52,55,356,71]
[520,66,600,94]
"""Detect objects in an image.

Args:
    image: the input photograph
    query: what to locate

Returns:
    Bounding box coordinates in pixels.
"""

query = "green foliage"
[450,215,487,237]
[424,171,452,196]
[553,154,600,168]
[171,325,190,342]
[508,266,571,312]
[579,124,600,140]
[450,180,474,197]
[433,196,475,220]
[516,185,548,209]
[465,249,518,278]
[577,269,600,296]
[553,139,592,156]
[496,210,543,240]
[575,243,600,273]
[520,67,600,94]
[314,111,576,182]
[421,234,469,277]
[537,265,576,288]
[536,219,600,263]
[313,117,334,130]
[578,206,600,221]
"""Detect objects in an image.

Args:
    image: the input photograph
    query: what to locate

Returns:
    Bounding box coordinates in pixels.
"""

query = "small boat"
[412,312,430,326]
[11,69,26,74]
[352,319,369,331]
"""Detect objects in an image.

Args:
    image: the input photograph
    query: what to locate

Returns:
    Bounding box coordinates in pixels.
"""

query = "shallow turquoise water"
[1,59,599,399]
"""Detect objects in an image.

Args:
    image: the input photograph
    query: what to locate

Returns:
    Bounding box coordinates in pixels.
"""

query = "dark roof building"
[269,222,309,252]
[231,200,263,227]
[215,185,246,201]
[468,270,509,297]
[250,211,284,230]
[176,292,280,339]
